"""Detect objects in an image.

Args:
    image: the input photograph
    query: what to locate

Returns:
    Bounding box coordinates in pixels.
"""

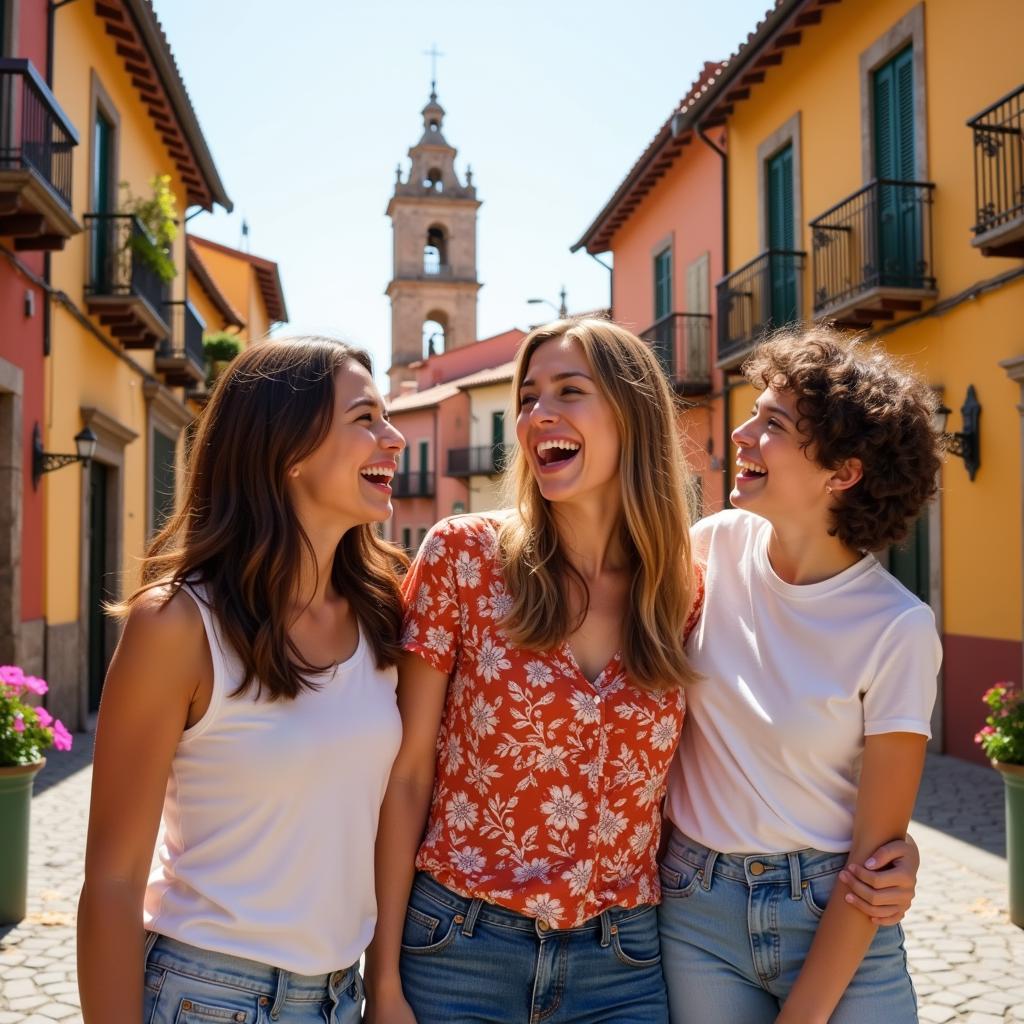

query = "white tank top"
[143,583,402,974]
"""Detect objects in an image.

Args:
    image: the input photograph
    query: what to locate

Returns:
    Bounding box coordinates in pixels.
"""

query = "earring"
[826,485,833,494]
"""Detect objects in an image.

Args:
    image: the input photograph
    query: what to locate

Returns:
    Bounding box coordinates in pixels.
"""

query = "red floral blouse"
[401,514,705,927]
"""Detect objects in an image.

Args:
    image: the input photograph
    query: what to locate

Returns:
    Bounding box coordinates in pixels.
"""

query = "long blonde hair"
[498,318,699,691]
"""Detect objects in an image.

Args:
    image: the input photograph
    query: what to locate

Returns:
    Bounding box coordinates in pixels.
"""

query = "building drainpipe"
[696,121,732,510]
[587,251,613,317]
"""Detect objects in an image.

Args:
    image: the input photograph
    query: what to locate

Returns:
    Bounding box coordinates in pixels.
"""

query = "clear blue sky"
[152,0,770,382]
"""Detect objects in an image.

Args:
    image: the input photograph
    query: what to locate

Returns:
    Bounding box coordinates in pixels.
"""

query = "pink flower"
[0,664,25,692]
[35,706,53,728]
[12,714,24,733]
[51,719,73,752]
[20,674,48,696]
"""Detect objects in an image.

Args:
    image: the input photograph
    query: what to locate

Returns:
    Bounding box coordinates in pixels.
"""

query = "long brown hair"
[116,337,407,700]
[498,318,699,691]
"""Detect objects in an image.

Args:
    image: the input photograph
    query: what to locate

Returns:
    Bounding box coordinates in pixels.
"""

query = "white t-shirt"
[665,510,940,854]
[144,583,402,974]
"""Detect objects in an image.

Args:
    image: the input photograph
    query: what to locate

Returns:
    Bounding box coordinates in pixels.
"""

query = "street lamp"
[527,285,568,319]
[32,423,97,490]
[933,385,981,481]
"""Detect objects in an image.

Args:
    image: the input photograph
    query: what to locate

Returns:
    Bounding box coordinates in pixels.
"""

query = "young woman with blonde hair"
[78,338,406,1023]
[367,318,701,1023]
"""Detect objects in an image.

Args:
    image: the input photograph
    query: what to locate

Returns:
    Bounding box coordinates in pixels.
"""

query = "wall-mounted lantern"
[32,423,97,490]
[934,385,981,481]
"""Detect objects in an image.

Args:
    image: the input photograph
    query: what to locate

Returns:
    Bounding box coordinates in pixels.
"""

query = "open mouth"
[736,456,767,480]
[535,439,581,470]
[360,465,395,491]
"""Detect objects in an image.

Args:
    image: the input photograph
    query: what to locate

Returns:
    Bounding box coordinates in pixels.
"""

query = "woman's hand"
[839,832,920,926]
[363,979,418,1024]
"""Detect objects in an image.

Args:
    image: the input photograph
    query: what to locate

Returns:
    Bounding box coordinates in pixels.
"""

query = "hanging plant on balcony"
[119,174,179,284]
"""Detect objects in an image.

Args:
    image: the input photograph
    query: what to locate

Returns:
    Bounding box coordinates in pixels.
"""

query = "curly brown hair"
[743,325,942,552]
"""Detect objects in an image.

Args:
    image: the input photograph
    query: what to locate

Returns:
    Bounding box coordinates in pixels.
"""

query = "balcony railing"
[716,249,805,367]
[968,84,1024,256]
[84,213,169,347]
[0,58,79,247]
[393,471,435,498]
[156,300,206,386]
[809,180,935,319]
[447,444,510,478]
[85,213,167,311]
[639,312,713,395]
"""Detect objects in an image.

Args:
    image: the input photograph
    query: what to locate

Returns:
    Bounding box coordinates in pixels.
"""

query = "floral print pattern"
[401,515,705,926]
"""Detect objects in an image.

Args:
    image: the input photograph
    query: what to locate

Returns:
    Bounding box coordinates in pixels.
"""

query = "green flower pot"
[995,760,1024,929]
[0,759,45,925]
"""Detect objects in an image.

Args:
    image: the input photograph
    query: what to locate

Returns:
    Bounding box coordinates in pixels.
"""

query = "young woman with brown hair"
[77,337,406,1024]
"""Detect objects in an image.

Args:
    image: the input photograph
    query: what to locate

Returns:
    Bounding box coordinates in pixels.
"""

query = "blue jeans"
[398,871,669,1023]
[143,933,362,1024]
[657,829,917,1024]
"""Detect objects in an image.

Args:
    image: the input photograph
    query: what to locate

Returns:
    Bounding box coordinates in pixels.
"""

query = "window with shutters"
[766,145,798,327]
[151,429,176,534]
[653,248,672,320]
[873,45,920,285]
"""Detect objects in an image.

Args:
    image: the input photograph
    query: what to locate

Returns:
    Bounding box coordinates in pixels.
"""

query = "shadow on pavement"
[32,732,94,797]
[912,752,1006,859]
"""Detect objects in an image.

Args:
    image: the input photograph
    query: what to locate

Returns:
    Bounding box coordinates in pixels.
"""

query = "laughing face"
[515,335,621,509]
[730,387,836,522]
[288,358,405,528]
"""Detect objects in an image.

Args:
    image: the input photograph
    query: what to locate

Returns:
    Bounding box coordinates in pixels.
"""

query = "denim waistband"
[412,871,655,938]
[145,933,357,1002]
[665,828,850,897]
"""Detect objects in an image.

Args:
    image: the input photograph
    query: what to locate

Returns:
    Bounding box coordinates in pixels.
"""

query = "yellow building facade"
[188,235,287,346]
[43,0,231,728]
[709,0,1023,759]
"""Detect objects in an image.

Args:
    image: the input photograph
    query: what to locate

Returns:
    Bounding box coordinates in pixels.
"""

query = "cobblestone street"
[1,744,1022,1022]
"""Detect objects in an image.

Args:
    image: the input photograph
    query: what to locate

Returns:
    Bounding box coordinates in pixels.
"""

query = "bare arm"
[363,652,449,1024]
[77,589,210,1023]
[776,733,927,1024]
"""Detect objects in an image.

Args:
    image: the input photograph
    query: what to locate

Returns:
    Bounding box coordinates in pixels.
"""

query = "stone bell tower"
[386,87,481,393]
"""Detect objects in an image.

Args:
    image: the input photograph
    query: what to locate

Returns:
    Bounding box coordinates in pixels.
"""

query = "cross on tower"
[423,43,444,96]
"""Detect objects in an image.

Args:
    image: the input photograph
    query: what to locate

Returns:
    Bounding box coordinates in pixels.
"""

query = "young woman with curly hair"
[78,338,406,1024]
[658,325,943,1024]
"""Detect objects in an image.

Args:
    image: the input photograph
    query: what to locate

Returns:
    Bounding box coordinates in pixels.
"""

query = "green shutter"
[767,145,797,325]
[653,249,673,320]
[873,46,920,285]
[152,430,177,533]
[889,514,930,605]
[767,145,794,251]
[418,440,429,475]
[874,46,915,180]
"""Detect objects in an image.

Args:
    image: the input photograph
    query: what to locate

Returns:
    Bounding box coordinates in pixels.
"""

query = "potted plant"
[203,332,243,386]
[0,665,73,924]
[119,174,178,284]
[976,682,1024,928]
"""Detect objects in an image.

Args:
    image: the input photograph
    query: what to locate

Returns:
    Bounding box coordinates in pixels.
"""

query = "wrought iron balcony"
[393,471,435,498]
[809,180,936,326]
[84,213,169,348]
[447,444,510,478]
[156,300,206,387]
[639,312,713,395]
[968,84,1024,257]
[716,250,805,368]
[0,58,80,249]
